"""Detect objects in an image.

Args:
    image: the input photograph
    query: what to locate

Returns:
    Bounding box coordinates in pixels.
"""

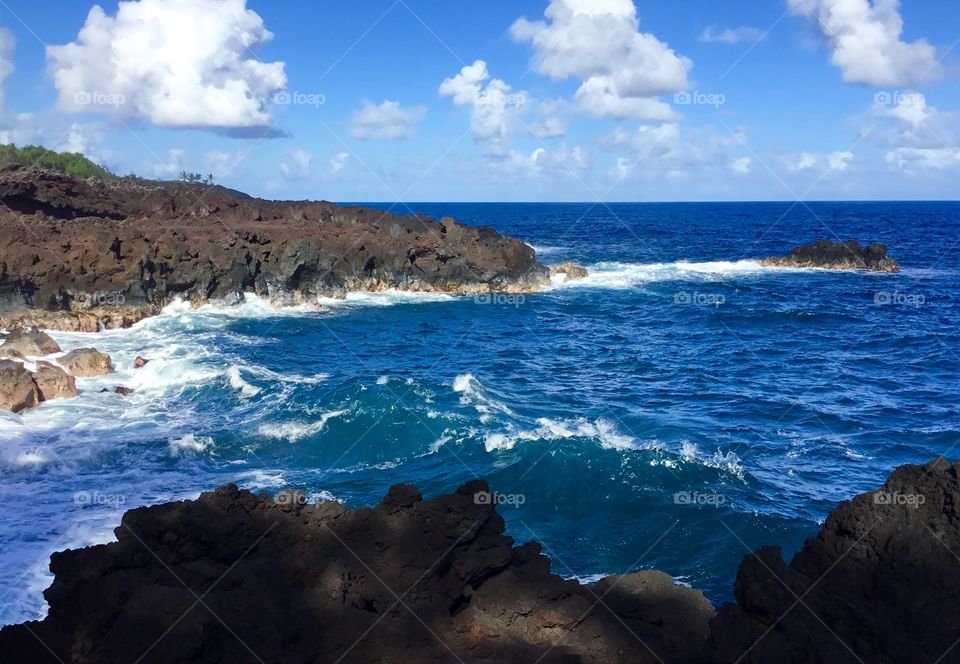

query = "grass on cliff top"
[0,144,117,180]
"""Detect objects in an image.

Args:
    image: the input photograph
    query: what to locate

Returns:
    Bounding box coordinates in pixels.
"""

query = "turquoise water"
[1,201,958,625]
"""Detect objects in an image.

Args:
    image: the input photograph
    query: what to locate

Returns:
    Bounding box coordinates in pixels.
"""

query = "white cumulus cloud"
[886,147,960,171]
[279,149,312,179]
[349,100,426,140]
[511,0,690,121]
[46,0,287,133]
[788,0,940,86]
[439,60,526,157]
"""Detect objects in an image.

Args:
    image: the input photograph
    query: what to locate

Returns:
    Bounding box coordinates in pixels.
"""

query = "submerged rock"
[549,261,589,281]
[58,348,112,377]
[132,356,149,368]
[0,359,40,412]
[761,239,899,272]
[0,327,61,356]
[113,386,134,396]
[32,361,77,402]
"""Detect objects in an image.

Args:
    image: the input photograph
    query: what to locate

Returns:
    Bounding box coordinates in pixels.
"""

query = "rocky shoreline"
[1,458,955,663]
[0,165,550,332]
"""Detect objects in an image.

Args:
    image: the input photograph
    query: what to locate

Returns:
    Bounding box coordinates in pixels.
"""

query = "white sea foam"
[546,259,807,291]
[168,434,214,455]
[257,409,348,442]
[678,442,745,479]
[226,365,261,397]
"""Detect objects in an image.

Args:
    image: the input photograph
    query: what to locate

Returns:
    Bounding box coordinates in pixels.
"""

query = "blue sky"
[0,0,957,201]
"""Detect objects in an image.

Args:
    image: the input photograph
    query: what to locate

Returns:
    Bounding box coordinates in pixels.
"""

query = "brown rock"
[0,359,40,412]
[133,356,149,368]
[59,348,112,377]
[0,328,61,356]
[549,261,589,281]
[32,361,77,401]
[0,166,549,331]
[114,386,134,396]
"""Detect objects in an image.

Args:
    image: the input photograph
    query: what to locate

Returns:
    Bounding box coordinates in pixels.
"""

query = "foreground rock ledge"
[2,459,958,663]
[0,166,549,331]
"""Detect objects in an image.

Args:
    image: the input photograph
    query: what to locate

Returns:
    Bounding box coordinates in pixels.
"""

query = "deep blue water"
[2,201,958,625]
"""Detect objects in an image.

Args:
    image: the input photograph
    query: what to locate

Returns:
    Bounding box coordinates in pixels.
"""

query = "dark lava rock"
[708,458,960,663]
[133,356,150,368]
[761,239,899,272]
[4,460,959,662]
[0,480,713,664]
[0,166,548,330]
[114,385,134,396]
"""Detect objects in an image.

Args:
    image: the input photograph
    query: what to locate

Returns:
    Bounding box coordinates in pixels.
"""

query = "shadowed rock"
[3,460,959,662]
[0,480,713,664]
[0,166,549,330]
[761,239,899,272]
[708,458,960,663]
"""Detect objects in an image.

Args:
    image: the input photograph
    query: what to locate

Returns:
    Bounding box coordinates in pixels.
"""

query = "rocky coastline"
[0,165,550,332]
[0,458,955,663]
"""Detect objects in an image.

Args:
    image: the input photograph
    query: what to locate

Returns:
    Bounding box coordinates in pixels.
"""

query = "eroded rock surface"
[57,348,112,377]
[0,359,40,412]
[0,166,549,330]
[761,239,899,272]
[0,327,61,355]
[3,460,959,663]
[0,480,713,664]
[31,361,77,401]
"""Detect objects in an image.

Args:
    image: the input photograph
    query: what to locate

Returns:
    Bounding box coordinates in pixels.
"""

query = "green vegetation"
[0,143,114,179]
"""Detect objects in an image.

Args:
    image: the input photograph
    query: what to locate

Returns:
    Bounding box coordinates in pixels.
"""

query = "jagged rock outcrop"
[3,460,958,663]
[0,166,549,330]
[761,239,899,272]
[709,458,960,663]
[0,480,714,664]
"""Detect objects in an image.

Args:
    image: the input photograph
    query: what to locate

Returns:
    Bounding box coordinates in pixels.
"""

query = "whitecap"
[168,434,214,455]
[257,409,348,443]
[226,365,261,397]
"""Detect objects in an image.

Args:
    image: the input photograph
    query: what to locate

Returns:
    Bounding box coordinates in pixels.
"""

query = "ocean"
[1,201,958,626]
